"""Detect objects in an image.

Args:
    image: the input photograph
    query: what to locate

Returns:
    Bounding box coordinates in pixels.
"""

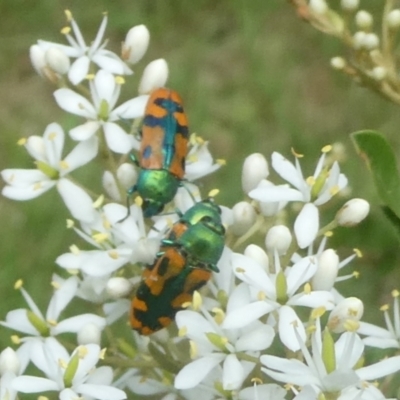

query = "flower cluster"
[1,9,400,400]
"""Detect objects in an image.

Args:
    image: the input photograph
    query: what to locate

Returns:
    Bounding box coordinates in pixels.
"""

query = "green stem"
[232,214,266,250]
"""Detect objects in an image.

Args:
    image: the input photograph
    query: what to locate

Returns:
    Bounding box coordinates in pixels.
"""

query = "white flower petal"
[286,256,317,296]
[69,121,100,141]
[103,122,134,154]
[12,376,59,392]
[174,354,224,390]
[223,302,274,329]
[294,203,319,249]
[57,178,96,223]
[2,179,55,200]
[235,324,275,352]
[54,88,96,118]
[249,185,304,203]
[222,354,244,390]
[92,53,132,75]
[64,136,98,172]
[111,95,149,120]
[176,310,216,343]
[68,56,90,85]
[288,291,334,310]
[272,152,305,191]
[80,250,131,276]
[76,383,127,400]
[1,309,39,335]
[278,306,306,351]
[239,384,287,400]
[94,70,116,105]
[43,123,65,167]
[357,355,400,380]
[53,314,106,335]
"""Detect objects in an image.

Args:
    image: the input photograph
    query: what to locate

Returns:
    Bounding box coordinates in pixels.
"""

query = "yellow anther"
[353,271,360,279]
[235,267,246,273]
[353,248,362,258]
[108,250,119,260]
[178,326,188,337]
[69,244,80,255]
[11,335,21,345]
[64,9,73,21]
[392,289,399,298]
[135,196,143,207]
[306,176,315,186]
[192,291,202,310]
[324,231,333,237]
[181,301,192,309]
[251,377,263,385]
[38,395,49,400]
[322,144,332,153]
[58,359,68,369]
[380,304,389,312]
[208,188,220,198]
[51,281,61,290]
[329,185,340,196]
[93,195,104,209]
[307,324,317,334]
[93,232,109,243]
[77,346,88,358]
[66,219,74,228]
[217,159,227,166]
[33,182,43,191]
[14,279,23,290]
[311,307,326,319]
[257,291,266,301]
[187,154,198,163]
[47,319,58,327]
[212,308,225,325]
[189,340,198,359]
[344,319,359,332]
[48,132,57,141]
[100,348,106,360]
[59,160,69,170]
[303,283,311,294]
[17,138,27,145]
[115,76,125,85]
[61,26,71,35]
[291,148,304,158]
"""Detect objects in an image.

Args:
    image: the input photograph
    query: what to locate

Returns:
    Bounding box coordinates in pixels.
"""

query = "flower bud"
[353,31,366,49]
[45,47,70,75]
[0,347,20,375]
[309,0,328,14]
[312,249,339,291]
[336,198,369,227]
[138,58,169,95]
[102,171,121,202]
[244,244,269,269]
[363,33,380,50]
[341,0,359,12]
[106,277,133,298]
[241,153,269,194]
[117,162,138,189]
[265,225,292,255]
[387,9,400,30]
[355,10,373,30]
[77,322,102,345]
[122,24,150,64]
[30,44,46,77]
[230,201,257,236]
[327,297,364,333]
[371,66,386,81]
[330,57,346,70]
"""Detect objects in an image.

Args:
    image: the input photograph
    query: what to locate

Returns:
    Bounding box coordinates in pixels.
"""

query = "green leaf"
[381,206,400,241]
[351,130,400,220]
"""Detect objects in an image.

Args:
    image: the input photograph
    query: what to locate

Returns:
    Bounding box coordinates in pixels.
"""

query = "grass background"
[1,0,400,361]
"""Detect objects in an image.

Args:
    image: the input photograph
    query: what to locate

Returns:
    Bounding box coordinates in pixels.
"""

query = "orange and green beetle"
[130,200,225,335]
[128,88,189,218]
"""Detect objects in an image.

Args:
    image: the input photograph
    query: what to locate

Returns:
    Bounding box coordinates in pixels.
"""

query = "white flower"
[54,69,149,153]
[249,148,348,248]
[262,316,400,397]
[241,153,269,194]
[12,337,126,400]
[174,306,274,391]
[223,252,334,351]
[138,58,169,94]
[358,290,400,349]
[1,123,98,221]
[1,277,106,339]
[122,25,150,65]
[37,11,132,85]
[56,203,160,277]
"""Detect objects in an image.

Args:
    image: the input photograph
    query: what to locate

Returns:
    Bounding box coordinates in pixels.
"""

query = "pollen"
[100,348,107,360]
[108,250,119,259]
[208,188,220,198]
[353,271,360,279]
[59,160,69,170]
[92,195,104,209]
[324,231,333,237]
[321,144,332,153]
[92,232,109,243]
[51,280,61,290]
[354,248,362,258]
[66,219,74,228]
[64,9,73,21]
[303,283,311,294]
[135,196,143,207]
[392,289,400,298]
[11,335,21,345]
[86,74,95,81]
[217,159,227,166]
[115,76,125,85]
[70,244,80,255]
[61,26,71,35]
[291,147,304,158]
[14,279,23,290]
[17,137,27,145]
[380,304,389,312]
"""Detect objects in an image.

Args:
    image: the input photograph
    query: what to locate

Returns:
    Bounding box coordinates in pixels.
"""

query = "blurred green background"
[1,0,399,348]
